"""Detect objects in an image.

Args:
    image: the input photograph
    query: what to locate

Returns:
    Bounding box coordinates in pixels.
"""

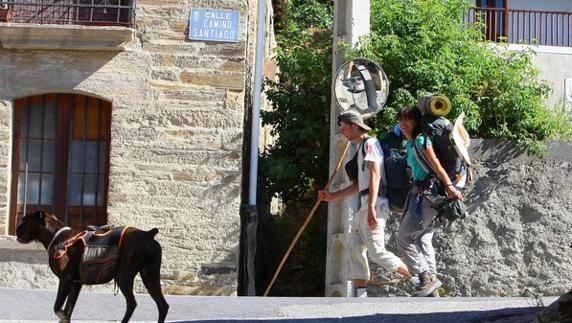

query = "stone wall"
[0,101,11,235]
[370,140,572,297]
[0,0,271,295]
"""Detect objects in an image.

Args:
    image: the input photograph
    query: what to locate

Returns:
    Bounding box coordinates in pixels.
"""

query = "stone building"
[0,0,274,295]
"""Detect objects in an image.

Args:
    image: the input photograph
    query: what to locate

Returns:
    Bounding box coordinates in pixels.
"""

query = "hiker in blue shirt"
[396,105,463,297]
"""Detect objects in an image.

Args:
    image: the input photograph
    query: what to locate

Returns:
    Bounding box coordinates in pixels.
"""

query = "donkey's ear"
[36,210,45,220]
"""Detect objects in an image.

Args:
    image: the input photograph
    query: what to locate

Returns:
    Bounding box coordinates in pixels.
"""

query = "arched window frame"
[8,93,112,234]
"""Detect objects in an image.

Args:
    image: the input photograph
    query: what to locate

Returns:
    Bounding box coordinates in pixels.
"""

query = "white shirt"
[357,137,388,209]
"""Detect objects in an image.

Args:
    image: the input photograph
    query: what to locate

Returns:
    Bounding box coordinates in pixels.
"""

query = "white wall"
[507,44,572,111]
[530,47,572,111]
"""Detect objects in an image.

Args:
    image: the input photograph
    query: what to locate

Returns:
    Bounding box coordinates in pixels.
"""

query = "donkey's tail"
[147,228,159,238]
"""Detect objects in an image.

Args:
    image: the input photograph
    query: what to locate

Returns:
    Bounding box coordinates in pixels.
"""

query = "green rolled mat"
[418,94,451,117]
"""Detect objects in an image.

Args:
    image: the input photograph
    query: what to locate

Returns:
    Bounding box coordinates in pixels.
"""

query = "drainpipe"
[250,0,266,206]
[244,0,266,296]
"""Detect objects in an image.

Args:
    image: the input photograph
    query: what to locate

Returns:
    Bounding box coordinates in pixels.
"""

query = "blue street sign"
[189,8,240,43]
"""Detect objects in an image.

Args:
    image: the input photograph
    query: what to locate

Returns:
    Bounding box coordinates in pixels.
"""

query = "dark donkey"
[16,210,169,322]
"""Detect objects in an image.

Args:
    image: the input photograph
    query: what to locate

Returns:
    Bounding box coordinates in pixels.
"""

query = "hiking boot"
[429,289,440,297]
[414,272,442,297]
[427,273,441,297]
[356,287,368,298]
[409,275,421,287]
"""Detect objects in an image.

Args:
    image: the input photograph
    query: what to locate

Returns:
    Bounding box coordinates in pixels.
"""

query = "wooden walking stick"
[263,140,351,296]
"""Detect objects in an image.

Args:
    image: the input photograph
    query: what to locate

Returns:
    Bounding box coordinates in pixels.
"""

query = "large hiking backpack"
[414,115,471,189]
[343,129,410,213]
[378,127,410,213]
[413,94,472,188]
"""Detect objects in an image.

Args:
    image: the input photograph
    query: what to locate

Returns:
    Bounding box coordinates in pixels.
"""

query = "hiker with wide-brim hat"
[396,105,464,297]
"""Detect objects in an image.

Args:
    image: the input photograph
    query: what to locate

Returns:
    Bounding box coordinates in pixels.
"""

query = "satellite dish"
[334,58,389,119]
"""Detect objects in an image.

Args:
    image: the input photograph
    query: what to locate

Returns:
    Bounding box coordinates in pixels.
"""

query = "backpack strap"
[412,136,437,175]
[379,153,387,197]
[414,136,472,189]
[359,137,386,197]
[367,138,388,197]
[360,139,366,171]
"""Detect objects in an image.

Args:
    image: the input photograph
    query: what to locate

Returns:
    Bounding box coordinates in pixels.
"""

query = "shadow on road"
[173,306,540,322]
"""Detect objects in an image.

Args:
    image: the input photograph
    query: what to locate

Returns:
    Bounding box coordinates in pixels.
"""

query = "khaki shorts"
[346,203,404,281]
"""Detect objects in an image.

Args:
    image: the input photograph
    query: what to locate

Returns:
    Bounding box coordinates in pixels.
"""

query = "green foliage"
[260,0,333,202]
[261,200,328,296]
[542,103,572,140]
[354,0,571,152]
[258,0,333,296]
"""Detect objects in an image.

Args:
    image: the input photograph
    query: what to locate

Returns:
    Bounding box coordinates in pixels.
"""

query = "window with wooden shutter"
[9,93,111,234]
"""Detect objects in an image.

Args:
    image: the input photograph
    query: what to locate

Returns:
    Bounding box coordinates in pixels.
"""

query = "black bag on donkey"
[79,226,128,285]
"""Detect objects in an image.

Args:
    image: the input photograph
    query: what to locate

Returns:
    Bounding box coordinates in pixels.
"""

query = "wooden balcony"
[467,7,572,47]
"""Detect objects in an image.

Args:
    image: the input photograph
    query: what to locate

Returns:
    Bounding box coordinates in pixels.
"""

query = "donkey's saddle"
[78,226,128,285]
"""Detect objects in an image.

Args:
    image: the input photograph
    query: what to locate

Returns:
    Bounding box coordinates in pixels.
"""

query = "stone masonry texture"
[0,0,271,295]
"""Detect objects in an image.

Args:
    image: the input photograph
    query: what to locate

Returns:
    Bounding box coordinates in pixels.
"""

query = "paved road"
[0,288,558,322]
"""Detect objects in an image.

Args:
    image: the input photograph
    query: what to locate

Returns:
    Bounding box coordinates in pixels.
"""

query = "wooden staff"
[263,140,351,296]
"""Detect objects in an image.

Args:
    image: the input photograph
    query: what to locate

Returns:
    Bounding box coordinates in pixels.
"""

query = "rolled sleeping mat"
[418,94,451,117]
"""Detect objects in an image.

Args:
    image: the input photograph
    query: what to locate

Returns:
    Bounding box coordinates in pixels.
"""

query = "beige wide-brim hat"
[450,112,471,166]
[338,110,372,131]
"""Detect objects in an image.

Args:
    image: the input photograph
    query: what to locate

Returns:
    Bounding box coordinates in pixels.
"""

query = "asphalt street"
[0,288,559,322]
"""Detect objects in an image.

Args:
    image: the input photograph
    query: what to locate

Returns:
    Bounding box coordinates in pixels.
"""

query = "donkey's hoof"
[56,310,69,323]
